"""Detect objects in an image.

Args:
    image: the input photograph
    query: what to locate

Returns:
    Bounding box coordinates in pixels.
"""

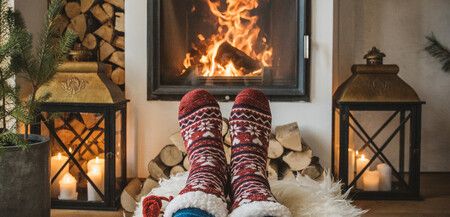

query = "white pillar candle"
[87,156,105,174]
[363,170,380,191]
[59,173,78,200]
[356,154,369,189]
[377,163,392,191]
[87,167,104,201]
[348,149,355,183]
[50,152,69,198]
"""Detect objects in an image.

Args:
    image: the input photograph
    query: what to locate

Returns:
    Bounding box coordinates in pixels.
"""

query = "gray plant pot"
[0,134,50,217]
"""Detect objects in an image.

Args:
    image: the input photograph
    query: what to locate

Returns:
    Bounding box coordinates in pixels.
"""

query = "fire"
[182,0,272,77]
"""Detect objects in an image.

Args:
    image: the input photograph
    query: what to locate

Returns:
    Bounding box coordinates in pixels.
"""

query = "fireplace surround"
[147,0,310,101]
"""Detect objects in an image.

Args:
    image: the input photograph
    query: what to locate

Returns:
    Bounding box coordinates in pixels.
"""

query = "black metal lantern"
[332,47,425,200]
[34,62,128,210]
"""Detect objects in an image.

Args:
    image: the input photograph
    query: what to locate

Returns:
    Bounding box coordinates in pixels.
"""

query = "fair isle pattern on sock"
[229,89,292,217]
[164,89,229,217]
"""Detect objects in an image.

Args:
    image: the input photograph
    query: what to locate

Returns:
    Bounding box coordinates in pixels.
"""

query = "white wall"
[125,0,335,177]
[336,0,450,171]
[14,0,47,47]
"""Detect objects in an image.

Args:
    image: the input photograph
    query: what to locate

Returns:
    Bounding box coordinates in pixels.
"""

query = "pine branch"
[425,33,450,72]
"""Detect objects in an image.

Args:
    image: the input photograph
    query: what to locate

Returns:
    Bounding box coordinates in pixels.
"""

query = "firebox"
[148,0,310,101]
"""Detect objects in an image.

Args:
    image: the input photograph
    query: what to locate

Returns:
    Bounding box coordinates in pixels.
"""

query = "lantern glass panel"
[43,112,106,202]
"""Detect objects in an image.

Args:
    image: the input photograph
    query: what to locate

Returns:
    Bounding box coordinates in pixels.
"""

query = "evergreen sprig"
[425,33,450,72]
[0,0,76,148]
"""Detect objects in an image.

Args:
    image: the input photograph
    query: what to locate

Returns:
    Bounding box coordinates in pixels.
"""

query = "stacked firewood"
[121,121,324,213]
[56,0,125,85]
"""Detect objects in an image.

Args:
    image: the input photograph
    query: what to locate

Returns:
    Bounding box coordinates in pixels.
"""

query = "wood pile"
[57,0,125,86]
[121,121,324,213]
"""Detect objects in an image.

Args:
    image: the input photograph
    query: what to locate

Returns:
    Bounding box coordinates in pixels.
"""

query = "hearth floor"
[51,173,450,217]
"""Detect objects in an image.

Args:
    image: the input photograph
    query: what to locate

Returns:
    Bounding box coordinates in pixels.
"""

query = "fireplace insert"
[148,0,310,101]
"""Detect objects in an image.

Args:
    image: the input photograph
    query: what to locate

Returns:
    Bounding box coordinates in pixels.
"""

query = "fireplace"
[148,0,310,101]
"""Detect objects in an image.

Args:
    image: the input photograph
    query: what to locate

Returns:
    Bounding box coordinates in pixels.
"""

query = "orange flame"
[182,0,272,77]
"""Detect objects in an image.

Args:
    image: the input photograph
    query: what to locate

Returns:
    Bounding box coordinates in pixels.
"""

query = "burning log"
[215,42,261,75]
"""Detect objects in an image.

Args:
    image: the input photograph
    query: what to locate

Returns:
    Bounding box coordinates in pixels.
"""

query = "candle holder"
[33,62,128,210]
[332,48,425,200]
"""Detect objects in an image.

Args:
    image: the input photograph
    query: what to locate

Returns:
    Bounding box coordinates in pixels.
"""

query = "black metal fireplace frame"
[147,0,311,101]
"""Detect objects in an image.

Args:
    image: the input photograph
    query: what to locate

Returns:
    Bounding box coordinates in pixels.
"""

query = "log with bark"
[80,0,95,13]
[115,12,124,32]
[68,14,87,40]
[275,122,302,151]
[65,2,81,19]
[120,178,142,213]
[94,23,114,43]
[215,42,262,75]
[159,145,183,167]
[99,40,115,61]
[91,4,110,24]
[104,0,124,10]
[82,33,97,50]
[109,51,125,68]
[111,67,125,85]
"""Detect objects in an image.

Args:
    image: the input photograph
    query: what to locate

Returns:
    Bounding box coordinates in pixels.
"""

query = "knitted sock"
[228,89,291,217]
[164,89,229,217]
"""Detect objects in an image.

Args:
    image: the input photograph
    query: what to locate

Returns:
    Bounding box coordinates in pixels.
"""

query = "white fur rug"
[134,171,366,217]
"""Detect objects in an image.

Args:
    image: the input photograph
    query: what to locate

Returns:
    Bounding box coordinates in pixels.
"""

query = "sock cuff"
[228,201,292,217]
[164,191,228,217]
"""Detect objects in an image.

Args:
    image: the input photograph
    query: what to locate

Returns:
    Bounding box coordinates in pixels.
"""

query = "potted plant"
[0,0,76,216]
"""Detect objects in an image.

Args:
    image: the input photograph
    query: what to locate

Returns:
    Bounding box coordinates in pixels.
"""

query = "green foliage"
[425,33,450,72]
[0,0,76,148]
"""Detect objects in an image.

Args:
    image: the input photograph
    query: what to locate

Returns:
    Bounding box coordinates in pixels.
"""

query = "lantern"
[34,62,128,209]
[333,47,424,200]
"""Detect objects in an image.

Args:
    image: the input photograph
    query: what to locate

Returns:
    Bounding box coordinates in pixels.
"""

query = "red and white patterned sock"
[229,89,291,217]
[164,89,228,217]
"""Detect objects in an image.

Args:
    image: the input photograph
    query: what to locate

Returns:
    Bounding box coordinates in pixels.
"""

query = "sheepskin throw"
[134,171,366,217]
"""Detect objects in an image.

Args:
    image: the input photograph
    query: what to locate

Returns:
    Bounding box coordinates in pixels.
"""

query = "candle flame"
[69,147,73,153]
[57,152,62,160]
[361,154,366,161]
[61,173,75,183]
[95,156,99,163]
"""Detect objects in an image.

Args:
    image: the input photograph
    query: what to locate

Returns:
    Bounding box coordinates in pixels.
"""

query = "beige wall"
[336,0,450,171]
[125,0,335,177]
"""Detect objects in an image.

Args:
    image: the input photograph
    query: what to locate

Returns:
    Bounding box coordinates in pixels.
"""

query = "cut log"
[113,36,125,50]
[268,137,284,159]
[94,24,114,43]
[182,155,190,171]
[80,0,95,13]
[105,0,124,10]
[102,3,115,19]
[120,178,142,213]
[275,122,302,151]
[68,14,87,40]
[215,42,261,75]
[224,133,231,147]
[282,149,313,171]
[91,4,110,23]
[115,12,124,32]
[159,145,183,167]
[99,40,115,61]
[281,170,296,181]
[109,51,125,68]
[224,145,231,164]
[170,165,186,176]
[82,33,97,50]
[54,15,69,34]
[65,2,81,19]
[136,178,159,200]
[267,160,278,180]
[221,118,229,137]
[169,131,186,153]
[111,67,125,85]
[147,158,168,180]
[300,156,324,180]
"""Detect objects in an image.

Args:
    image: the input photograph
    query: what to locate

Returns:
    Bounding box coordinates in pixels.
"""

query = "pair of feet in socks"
[163,89,291,217]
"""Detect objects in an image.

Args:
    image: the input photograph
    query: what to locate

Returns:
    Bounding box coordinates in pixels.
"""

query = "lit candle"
[356,154,369,189]
[377,163,392,191]
[87,167,104,201]
[363,170,380,191]
[87,156,105,200]
[50,152,69,198]
[59,173,78,200]
[87,156,105,173]
[348,149,355,183]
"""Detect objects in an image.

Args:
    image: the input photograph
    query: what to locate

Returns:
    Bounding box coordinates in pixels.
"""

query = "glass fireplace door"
[148,0,310,101]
